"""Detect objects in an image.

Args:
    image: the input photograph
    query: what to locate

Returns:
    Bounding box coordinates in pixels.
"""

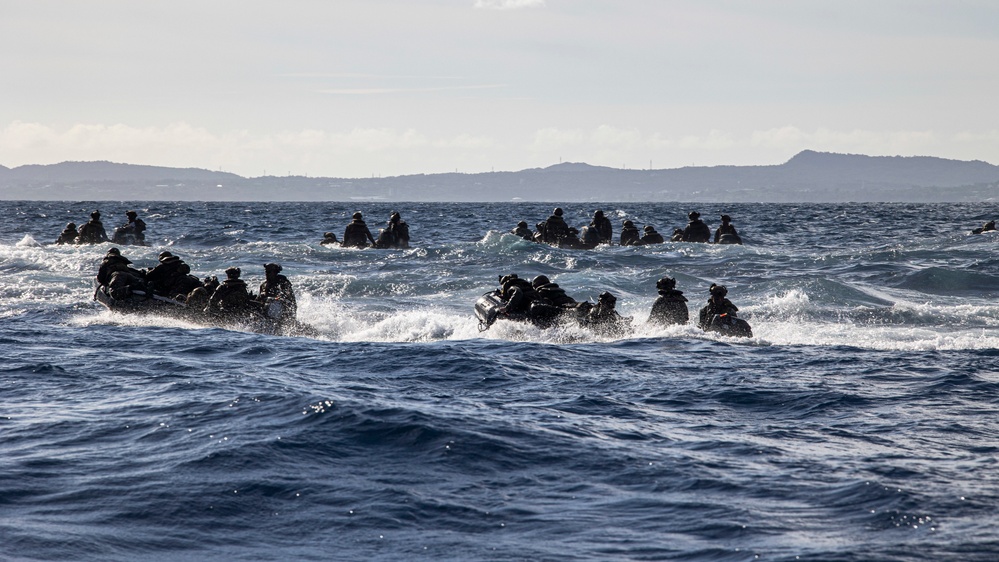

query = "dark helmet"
[390,212,401,223]
[126,210,137,218]
[709,283,728,297]
[594,210,604,218]
[623,220,634,227]
[721,214,731,222]
[91,210,101,219]
[517,220,528,228]
[644,225,655,232]
[553,207,563,216]
[532,275,550,288]
[598,291,616,305]
[225,267,241,279]
[656,276,676,291]
[324,231,334,237]
[66,222,76,229]
[688,211,700,220]
[352,211,363,220]
[105,247,121,257]
[264,263,282,273]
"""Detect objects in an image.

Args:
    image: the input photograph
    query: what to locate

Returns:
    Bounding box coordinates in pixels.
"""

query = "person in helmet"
[681,211,711,243]
[511,221,534,240]
[620,220,641,246]
[541,207,570,246]
[208,266,254,316]
[342,211,376,248]
[640,225,665,244]
[698,283,739,330]
[114,210,147,245]
[76,210,109,244]
[714,214,742,244]
[532,274,577,306]
[648,276,688,326]
[585,291,627,333]
[257,263,297,321]
[590,210,613,244]
[55,222,79,245]
[320,231,339,245]
[375,211,410,249]
[388,212,410,248]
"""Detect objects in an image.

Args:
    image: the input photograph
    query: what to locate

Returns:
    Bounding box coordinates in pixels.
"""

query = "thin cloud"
[474,0,545,10]
[319,84,507,95]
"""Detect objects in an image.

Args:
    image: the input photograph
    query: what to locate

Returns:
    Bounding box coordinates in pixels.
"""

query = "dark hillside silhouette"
[1,151,996,202]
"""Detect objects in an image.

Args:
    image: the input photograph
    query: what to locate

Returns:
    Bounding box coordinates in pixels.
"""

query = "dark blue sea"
[3,201,999,561]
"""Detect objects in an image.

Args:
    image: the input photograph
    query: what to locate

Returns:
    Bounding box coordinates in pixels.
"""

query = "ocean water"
[2,200,999,561]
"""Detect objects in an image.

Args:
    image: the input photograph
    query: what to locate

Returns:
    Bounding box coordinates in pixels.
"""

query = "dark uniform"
[591,210,613,244]
[714,214,740,243]
[682,211,711,243]
[257,263,297,321]
[640,226,665,244]
[648,277,688,326]
[698,284,739,330]
[620,220,641,246]
[76,211,109,244]
[208,267,254,316]
[512,221,534,240]
[56,223,79,245]
[342,212,376,248]
[541,208,570,246]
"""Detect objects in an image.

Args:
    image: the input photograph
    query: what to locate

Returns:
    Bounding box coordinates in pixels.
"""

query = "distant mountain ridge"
[1,151,997,202]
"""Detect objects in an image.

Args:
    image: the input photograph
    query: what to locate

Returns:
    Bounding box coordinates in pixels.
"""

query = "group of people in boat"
[321,211,410,249]
[510,208,743,248]
[96,248,297,323]
[652,278,752,337]
[483,273,751,337]
[57,209,147,246]
[485,273,629,334]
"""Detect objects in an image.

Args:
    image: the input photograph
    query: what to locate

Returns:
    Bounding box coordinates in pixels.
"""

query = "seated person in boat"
[585,291,626,331]
[649,276,689,326]
[207,267,255,316]
[511,221,534,240]
[620,220,641,246]
[590,210,613,244]
[681,211,711,243]
[55,222,79,245]
[697,284,739,330]
[112,210,147,245]
[342,212,376,248]
[257,263,297,320]
[76,210,109,244]
[97,248,146,300]
[640,225,665,244]
[714,214,742,244]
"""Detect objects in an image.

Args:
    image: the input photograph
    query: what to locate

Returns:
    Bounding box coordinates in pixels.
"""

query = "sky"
[1,0,998,178]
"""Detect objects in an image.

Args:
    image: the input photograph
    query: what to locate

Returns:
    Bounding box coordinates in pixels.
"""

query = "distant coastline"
[2,150,997,203]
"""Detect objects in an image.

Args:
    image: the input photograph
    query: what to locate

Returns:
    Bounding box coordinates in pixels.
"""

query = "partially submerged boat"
[94,284,316,337]
[474,290,631,335]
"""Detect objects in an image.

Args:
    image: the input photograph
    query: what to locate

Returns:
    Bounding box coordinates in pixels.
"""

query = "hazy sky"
[2,0,997,178]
